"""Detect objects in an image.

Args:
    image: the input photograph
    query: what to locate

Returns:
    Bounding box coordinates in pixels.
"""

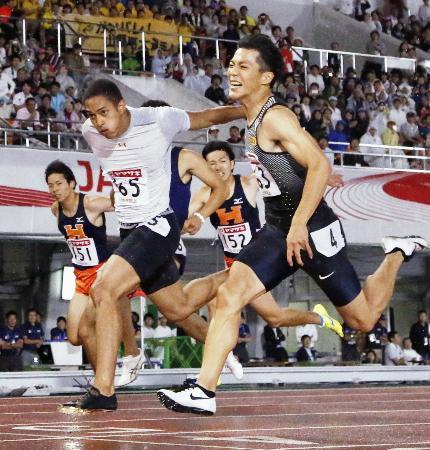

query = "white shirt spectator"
[142,326,154,339]
[336,0,354,15]
[418,1,430,25]
[329,106,342,128]
[154,325,176,339]
[400,121,420,141]
[372,111,388,135]
[360,128,384,167]
[307,73,325,92]
[0,101,13,119]
[384,342,404,366]
[388,107,407,128]
[296,324,318,348]
[14,106,40,128]
[13,92,33,110]
[184,70,210,95]
[151,51,171,78]
[3,66,18,80]
[0,72,15,100]
[403,348,423,365]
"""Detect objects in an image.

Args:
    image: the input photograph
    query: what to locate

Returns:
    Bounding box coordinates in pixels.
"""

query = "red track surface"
[1,386,430,449]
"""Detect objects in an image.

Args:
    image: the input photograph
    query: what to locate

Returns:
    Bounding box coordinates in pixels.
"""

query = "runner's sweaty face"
[205,150,234,182]
[85,96,129,139]
[227,48,273,101]
[47,173,75,203]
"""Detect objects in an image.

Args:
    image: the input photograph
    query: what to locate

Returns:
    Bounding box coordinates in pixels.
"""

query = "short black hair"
[41,94,51,101]
[50,81,60,89]
[45,160,77,185]
[388,331,398,341]
[202,140,235,161]
[83,79,123,106]
[211,74,222,83]
[301,334,310,343]
[144,313,154,321]
[142,99,170,107]
[6,310,18,319]
[418,309,428,316]
[131,311,140,321]
[26,308,38,316]
[25,97,35,105]
[238,34,285,88]
[57,316,66,323]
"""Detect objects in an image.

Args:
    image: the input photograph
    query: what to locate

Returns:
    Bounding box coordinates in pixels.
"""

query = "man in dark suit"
[263,325,288,362]
[296,335,317,362]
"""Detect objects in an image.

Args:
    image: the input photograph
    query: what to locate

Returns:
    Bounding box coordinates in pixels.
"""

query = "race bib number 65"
[110,168,148,206]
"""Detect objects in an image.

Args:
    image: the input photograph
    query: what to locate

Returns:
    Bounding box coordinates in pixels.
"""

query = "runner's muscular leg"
[90,255,141,396]
[249,292,321,328]
[79,299,98,371]
[337,253,404,332]
[67,292,88,346]
[198,262,265,392]
[119,296,140,357]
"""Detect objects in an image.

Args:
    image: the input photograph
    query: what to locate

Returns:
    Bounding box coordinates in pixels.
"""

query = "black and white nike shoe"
[157,382,216,415]
[382,236,427,262]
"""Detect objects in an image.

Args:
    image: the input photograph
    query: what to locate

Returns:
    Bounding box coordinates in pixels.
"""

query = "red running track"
[1,385,430,449]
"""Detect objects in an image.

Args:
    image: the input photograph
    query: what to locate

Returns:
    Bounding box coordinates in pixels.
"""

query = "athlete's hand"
[286,222,313,267]
[327,172,344,188]
[182,216,203,235]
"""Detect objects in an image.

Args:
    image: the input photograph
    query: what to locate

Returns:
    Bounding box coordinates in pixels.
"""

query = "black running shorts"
[236,219,362,307]
[115,212,180,294]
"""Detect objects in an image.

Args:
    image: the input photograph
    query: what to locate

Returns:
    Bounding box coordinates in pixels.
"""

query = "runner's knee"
[346,316,375,333]
[216,284,245,315]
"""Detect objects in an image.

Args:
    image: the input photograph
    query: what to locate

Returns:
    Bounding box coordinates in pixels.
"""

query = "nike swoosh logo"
[190,393,209,401]
[319,272,335,280]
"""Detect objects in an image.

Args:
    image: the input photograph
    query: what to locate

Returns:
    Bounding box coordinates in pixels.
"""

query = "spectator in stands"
[207,125,220,142]
[238,5,256,28]
[367,314,388,363]
[343,137,368,166]
[307,65,325,92]
[296,335,316,362]
[335,0,355,17]
[223,21,240,60]
[402,337,423,365]
[363,349,377,363]
[0,311,23,371]
[50,316,67,341]
[154,314,176,339]
[4,55,22,81]
[306,109,326,140]
[400,111,424,146]
[384,331,406,365]
[142,313,155,339]
[264,324,288,362]
[131,312,141,336]
[372,101,389,134]
[341,323,360,362]
[50,81,65,115]
[328,96,342,127]
[0,65,14,102]
[256,13,273,37]
[38,93,56,124]
[328,120,349,153]
[13,81,33,112]
[270,25,283,46]
[389,96,407,127]
[0,96,12,119]
[233,312,251,364]
[318,136,337,166]
[151,48,171,78]
[366,30,386,55]
[296,323,318,349]
[56,65,76,93]
[418,0,430,25]
[14,97,40,130]
[409,310,430,361]
[205,74,228,105]
[21,308,44,367]
[63,43,85,82]
[361,124,385,167]
[227,125,242,144]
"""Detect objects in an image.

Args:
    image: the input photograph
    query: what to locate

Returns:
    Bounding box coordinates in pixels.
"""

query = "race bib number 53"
[110,168,148,206]
[246,152,281,198]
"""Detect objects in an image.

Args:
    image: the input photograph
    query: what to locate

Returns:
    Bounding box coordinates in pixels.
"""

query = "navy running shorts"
[115,212,180,294]
[174,238,187,276]
[236,218,362,307]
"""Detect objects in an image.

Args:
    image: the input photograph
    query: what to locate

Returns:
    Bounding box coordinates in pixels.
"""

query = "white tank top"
[82,106,190,224]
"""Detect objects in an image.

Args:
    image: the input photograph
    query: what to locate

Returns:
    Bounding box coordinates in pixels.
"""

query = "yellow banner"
[62,14,179,55]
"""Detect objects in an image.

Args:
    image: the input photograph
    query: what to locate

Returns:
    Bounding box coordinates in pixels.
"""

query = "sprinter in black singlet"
[158,34,427,415]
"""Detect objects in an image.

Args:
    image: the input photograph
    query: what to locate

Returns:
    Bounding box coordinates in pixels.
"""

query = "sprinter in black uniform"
[46,160,143,389]
[158,34,427,415]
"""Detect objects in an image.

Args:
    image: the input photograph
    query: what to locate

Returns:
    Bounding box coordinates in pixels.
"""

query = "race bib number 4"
[246,152,281,198]
[310,220,345,258]
[67,237,99,266]
[110,168,148,207]
[218,222,252,254]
